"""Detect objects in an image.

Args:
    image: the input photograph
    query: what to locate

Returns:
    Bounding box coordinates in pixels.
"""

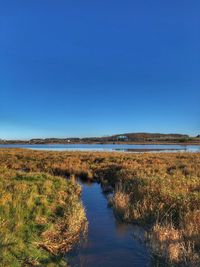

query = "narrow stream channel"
[67,181,151,267]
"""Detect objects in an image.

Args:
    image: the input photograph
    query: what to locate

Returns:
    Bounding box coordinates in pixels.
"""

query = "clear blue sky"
[0,1,200,139]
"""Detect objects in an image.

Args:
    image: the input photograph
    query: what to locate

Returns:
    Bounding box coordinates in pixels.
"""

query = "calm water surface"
[0,143,200,152]
[67,181,151,267]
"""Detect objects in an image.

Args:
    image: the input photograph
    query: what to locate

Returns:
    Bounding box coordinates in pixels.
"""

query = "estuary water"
[0,143,200,152]
[67,181,151,267]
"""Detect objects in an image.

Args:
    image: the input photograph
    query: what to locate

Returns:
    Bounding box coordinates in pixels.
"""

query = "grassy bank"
[0,165,86,266]
[0,149,199,266]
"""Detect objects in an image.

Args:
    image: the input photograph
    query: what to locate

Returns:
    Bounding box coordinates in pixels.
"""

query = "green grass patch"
[0,169,86,266]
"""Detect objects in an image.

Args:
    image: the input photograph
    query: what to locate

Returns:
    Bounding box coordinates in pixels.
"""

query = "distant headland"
[0,133,200,145]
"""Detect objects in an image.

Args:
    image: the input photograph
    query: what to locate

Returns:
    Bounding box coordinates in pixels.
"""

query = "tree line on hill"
[0,133,200,144]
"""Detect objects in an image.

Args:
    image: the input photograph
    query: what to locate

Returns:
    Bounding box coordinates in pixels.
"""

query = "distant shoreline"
[1,132,200,146]
[0,141,200,146]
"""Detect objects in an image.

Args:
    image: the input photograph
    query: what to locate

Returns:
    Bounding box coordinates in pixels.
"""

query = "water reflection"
[0,143,200,152]
[67,181,151,267]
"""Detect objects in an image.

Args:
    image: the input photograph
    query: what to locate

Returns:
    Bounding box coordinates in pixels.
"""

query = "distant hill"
[1,133,199,144]
[103,133,190,142]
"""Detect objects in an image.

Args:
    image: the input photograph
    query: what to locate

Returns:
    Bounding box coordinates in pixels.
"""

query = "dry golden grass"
[0,148,199,265]
[149,223,200,266]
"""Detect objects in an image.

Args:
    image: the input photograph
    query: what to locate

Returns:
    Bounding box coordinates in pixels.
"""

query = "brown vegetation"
[0,148,199,266]
[0,155,86,266]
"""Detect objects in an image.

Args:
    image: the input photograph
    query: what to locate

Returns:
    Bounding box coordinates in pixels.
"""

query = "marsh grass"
[0,149,199,265]
[0,168,86,266]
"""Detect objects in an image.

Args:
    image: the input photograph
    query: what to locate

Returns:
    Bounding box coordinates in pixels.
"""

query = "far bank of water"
[67,181,151,267]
